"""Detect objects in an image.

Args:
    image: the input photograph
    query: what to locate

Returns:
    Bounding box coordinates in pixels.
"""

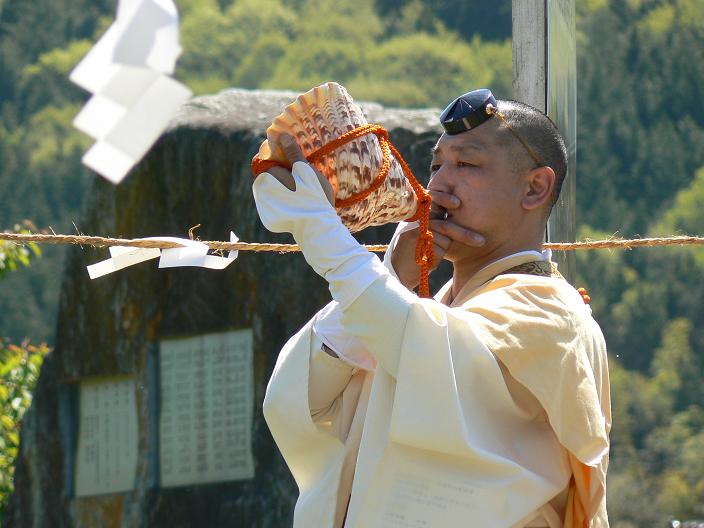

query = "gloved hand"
[253,159,337,239]
[252,135,389,309]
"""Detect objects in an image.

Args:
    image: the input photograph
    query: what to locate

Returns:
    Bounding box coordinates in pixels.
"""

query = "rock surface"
[6,88,447,528]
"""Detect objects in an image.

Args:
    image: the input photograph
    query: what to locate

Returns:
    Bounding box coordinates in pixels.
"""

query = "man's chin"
[442,244,483,263]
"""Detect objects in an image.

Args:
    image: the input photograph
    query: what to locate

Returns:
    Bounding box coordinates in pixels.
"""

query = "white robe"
[263,252,611,528]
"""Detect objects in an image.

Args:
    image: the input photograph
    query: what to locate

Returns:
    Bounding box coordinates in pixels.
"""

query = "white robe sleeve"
[312,301,376,371]
[308,340,355,422]
[263,321,348,527]
[341,274,418,377]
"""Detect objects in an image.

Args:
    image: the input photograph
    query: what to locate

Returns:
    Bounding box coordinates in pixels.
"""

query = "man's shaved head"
[494,100,568,206]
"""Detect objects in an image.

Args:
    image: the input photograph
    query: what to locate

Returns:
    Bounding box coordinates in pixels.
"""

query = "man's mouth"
[431,207,448,221]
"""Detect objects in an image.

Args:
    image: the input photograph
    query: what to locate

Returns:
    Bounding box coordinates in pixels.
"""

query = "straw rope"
[1,232,703,253]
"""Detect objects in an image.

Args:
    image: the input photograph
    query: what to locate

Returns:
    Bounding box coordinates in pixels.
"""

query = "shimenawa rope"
[2,232,704,252]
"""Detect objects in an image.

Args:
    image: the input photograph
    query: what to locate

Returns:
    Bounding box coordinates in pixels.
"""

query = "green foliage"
[0,221,47,521]
[577,0,704,233]
[0,0,113,119]
[657,167,704,235]
[176,0,512,107]
[654,166,704,265]
[577,166,704,523]
[0,340,48,520]
[606,323,704,525]
[375,0,512,41]
[178,0,299,90]
[17,40,92,117]
[650,319,702,412]
[359,33,510,106]
[0,224,41,281]
[233,33,290,89]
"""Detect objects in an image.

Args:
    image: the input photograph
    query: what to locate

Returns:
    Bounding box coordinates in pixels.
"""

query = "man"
[252,89,611,528]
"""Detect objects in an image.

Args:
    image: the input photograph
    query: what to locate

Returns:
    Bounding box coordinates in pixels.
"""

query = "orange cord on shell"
[251,124,434,298]
[577,287,591,304]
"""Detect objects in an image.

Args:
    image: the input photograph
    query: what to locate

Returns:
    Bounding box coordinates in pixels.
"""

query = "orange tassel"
[577,287,591,304]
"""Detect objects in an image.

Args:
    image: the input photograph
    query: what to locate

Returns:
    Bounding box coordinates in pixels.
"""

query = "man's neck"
[450,240,544,300]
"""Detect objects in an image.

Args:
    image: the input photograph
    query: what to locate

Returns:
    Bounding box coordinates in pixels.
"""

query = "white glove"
[252,161,389,309]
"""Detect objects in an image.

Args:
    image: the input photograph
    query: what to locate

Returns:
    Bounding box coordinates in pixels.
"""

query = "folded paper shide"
[70,0,192,184]
[86,232,240,278]
[252,82,418,233]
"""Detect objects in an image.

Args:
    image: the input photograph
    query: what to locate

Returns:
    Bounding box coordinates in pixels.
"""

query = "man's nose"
[427,164,452,192]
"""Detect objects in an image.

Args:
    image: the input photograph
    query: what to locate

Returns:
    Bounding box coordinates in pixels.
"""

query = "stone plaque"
[159,329,254,487]
[74,377,139,497]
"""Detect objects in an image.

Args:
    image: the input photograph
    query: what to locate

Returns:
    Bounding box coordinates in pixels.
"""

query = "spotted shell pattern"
[256,82,417,232]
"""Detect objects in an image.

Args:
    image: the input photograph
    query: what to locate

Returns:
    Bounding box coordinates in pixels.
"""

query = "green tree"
[653,167,704,268]
[657,167,704,235]
[16,39,91,118]
[0,224,40,280]
[644,407,704,521]
[233,33,290,89]
[577,0,704,233]
[357,33,510,107]
[0,0,112,120]
[178,0,298,94]
[0,224,47,520]
[376,0,512,41]
[649,319,702,414]
[606,323,704,525]
[262,0,381,94]
[0,340,48,520]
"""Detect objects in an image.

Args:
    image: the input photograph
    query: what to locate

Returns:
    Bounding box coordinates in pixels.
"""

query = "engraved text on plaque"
[159,329,254,487]
[74,377,138,496]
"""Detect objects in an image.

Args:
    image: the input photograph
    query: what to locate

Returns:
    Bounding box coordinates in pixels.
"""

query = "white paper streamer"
[158,232,239,270]
[86,232,240,279]
[70,0,192,184]
[87,246,161,279]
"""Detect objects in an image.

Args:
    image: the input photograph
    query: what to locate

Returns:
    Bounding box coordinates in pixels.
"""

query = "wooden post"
[512,0,546,112]
[513,0,577,284]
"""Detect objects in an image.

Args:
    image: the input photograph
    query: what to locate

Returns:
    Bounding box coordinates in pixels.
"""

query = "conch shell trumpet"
[254,82,417,232]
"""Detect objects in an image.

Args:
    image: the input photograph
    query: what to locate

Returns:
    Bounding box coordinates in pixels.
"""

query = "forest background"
[0,0,703,525]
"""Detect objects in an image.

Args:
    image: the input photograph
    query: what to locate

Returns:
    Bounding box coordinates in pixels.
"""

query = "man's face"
[428,119,528,262]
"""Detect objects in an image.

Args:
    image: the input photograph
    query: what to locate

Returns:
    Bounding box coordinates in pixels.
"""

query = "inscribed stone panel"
[75,377,138,496]
[159,329,254,487]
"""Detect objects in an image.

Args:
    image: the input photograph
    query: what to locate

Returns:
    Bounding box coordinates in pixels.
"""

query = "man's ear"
[521,166,555,210]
